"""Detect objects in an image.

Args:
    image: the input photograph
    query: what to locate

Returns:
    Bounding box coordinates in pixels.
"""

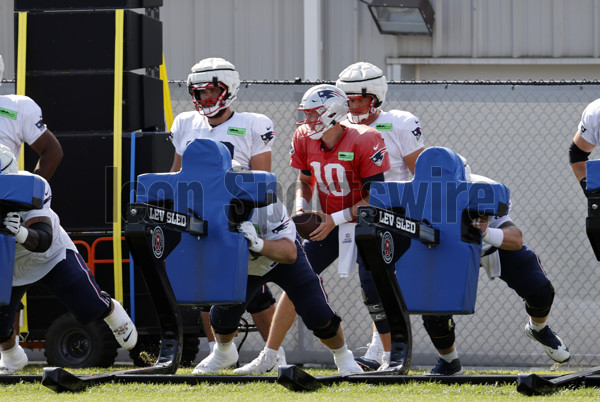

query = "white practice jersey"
[171,110,275,169]
[247,199,296,276]
[579,98,600,146]
[12,172,77,286]
[369,110,424,181]
[0,95,48,157]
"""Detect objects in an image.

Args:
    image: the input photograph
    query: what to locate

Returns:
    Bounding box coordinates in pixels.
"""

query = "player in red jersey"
[235,84,389,374]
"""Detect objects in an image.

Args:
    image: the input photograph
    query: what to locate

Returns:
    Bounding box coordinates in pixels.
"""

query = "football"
[292,211,322,239]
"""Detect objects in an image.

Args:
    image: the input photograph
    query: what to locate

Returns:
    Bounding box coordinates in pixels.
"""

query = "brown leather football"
[292,211,322,239]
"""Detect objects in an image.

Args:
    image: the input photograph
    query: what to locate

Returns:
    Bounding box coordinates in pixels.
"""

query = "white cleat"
[0,344,28,375]
[234,347,279,374]
[335,350,364,376]
[524,322,571,363]
[193,343,238,374]
[105,299,138,350]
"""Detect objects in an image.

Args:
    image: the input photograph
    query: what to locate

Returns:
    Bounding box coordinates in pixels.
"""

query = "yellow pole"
[160,53,174,130]
[113,10,124,303]
[16,12,29,335]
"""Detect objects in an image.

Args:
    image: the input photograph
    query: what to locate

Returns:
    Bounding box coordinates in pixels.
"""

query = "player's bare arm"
[30,130,63,180]
[294,171,315,214]
[472,216,523,250]
[403,147,424,175]
[170,152,182,172]
[250,152,271,172]
[258,237,296,264]
[570,131,595,181]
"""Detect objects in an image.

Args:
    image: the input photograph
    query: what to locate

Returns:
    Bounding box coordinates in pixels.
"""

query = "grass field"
[2,365,600,401]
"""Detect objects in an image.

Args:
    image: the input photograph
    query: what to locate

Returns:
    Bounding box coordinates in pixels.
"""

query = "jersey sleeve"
[19,96,47,146]
[579,100,600,146]
[390,110,425,156]
[289,126,310,171]
[250,114,275,157]
[253,201,296,243]
[356,128,390,178]
[170,113,186,155]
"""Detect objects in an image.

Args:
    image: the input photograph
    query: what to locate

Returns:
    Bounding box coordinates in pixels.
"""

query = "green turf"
[2,365,599,401]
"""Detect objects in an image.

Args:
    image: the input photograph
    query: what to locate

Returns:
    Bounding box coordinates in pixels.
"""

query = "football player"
[422,171,570,375]
[0,54,63,181]
[569,98,600,196]
[192,161,363,376]
[0,146,137,374]
[335,61,425,371]
[169,57,283,363]
[235,84,390,374]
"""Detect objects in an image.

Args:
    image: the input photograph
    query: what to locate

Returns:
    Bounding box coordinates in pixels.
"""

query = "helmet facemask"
[347,93,379,124]
[189,81,231,117]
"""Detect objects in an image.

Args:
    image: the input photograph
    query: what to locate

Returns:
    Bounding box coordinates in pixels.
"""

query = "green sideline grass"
[2,365,599,401]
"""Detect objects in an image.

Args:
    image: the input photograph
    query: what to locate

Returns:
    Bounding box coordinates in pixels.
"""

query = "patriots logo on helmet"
[317,89,343,103]
[370,147,388,166]
[289,146,295,155]
[261,130,274,145]
[412,126,422,140]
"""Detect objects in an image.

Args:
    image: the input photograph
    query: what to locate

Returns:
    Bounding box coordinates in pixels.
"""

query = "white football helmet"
[0,54,4,86]
[0,144,17,174]
[457,153,471,181]
[335,61,388,123]
[297,84,349,140]
[187,57,240,117]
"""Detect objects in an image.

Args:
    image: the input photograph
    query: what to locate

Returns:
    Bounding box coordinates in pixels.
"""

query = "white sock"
[371,331,382,347]
[529,319,547,332]
[208,341,216,352]
[216,341,234,352]
[103,299,126,328]
[263,347,278,357]
[1,344,23,364]
[440,349,458,363]
[382,351,391,362]
[330,344,349,357]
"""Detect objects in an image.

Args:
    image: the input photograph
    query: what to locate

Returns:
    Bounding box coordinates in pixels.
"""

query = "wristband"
[15,227,28,244]
[331,208,352,226]
[482,227,504,248]
[294,197,308,213]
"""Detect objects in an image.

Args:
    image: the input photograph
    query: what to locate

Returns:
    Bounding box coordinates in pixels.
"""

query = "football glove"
[238,221,264,253]
[3,212,28,243]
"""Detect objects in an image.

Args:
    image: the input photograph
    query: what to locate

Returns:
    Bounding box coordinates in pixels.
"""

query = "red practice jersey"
[290,124,390,215]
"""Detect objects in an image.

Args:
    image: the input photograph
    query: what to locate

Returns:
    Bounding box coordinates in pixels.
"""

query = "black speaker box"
[25,72,164,133]
[14,0,163,11]
[25,132,173,232]
[18,10,162,71]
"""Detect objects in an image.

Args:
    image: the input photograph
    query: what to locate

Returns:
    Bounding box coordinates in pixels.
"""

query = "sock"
[2,344,22,359]
[529,319,547,332]
[440,349,458,363]
[208,341,216,352]
[371,331,382,347]
[216,341,234,352]
[330,344,349,357]
[264,347,278,358]
[382,351,391,363]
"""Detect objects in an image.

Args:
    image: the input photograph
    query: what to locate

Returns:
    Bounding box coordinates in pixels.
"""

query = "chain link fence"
[4,78,600,368]
[169,80,600,369]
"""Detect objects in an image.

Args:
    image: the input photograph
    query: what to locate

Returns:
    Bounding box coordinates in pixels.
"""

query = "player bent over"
[0,146,137,374]
[423,172,570,375]
[192,189,363,375]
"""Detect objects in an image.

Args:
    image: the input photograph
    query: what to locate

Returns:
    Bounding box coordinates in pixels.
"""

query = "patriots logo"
[411,126,422,140]
[261,130,274,145]
[581,125,588,134]
[272,219,290,234]
[35,119,45,130]
[317,89,344,103]
[289,146,295,155]
[370,148,388,166]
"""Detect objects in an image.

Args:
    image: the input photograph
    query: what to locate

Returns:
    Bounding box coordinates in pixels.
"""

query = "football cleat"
[0,344,28,375]
[427,358,464,376]
[525,322,571,363]
[233,347,278,374]
[334,350,364,376]
[105,299,138,350]
[193,343,238,374]
[354,341,383,371]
